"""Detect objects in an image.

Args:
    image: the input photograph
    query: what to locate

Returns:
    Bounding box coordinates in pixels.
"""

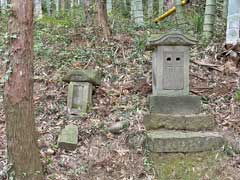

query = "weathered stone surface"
[149,95,201,114]
[146,32,197,50]
[67,82,92,115]
[144,113,216,131]
[151,46,190,96]
[63,69,102,85]
[108,120,130,134]
[58,124,78,151]
[146,130,224,153]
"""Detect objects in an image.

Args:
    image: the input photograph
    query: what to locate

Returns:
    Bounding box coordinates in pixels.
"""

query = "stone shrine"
[63,69,102,115]
[144,32,224,153]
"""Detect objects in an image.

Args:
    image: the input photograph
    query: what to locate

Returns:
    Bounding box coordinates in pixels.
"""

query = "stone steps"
[144,113,216,131]
[146,130,224,153]
[149,95,201,115]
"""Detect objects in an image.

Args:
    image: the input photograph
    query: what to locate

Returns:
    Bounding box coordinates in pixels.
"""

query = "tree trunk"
[123,0,127,8]
[46,0,52,16]
[4,0,44,179]
[96,0,111,39]
[34,0,43,18]
[131,0,134,20]
[55,0,60,12]
[165,0,173,9]
[148,0,153,18]
[159,0,164,15]
[203,0,216,39]
[133,0,144,25]
[83,0,91,23]
[106,0,112,14]
[174,0,186,29]
[70,0,74,8]
[61,0,65,11]
[0,0,7,13]
[223,0,228,18]
[226,0,240,44]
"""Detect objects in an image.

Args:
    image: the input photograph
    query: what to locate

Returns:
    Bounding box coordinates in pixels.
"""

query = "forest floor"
[1,15,240,179]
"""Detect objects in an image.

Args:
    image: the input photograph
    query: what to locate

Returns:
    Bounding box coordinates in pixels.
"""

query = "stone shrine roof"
[146,32,197,50]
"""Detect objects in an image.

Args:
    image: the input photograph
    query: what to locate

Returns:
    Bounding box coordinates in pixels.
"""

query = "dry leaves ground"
[0,24,240,179]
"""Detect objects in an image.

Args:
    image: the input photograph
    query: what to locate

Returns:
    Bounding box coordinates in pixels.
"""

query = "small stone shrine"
[144,32,224,153]
[63,69,102,115]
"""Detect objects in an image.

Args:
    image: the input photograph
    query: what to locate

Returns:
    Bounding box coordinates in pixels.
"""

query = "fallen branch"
[192,60,223,72]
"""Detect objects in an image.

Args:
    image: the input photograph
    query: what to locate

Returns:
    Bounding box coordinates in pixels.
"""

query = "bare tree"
[4,0,44,179]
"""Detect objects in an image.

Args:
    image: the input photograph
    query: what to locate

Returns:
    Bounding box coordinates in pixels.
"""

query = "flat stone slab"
[146,130,224,153]
[63,69,102,85]
[149,95,201,114]
[144,113,216,131]
[58,124,78,151]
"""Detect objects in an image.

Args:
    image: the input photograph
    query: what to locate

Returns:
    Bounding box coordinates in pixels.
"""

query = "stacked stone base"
[144,95,224,153]
[146,130,224,153]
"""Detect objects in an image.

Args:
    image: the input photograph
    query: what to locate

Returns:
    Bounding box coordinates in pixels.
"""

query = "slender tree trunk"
[0,0,7,7]
[5,0,44,179]
[70,0,74,8]
[46,0,52,15]
[34,0,43,18]
[166,0,173,9]
[159,0,164,14]
[203,0,216,39]
[61,0,65,11]
[84,0,91,23]
[56,0,60,12]
[96,0,111,39]
[123,0,127,8]
[148,0,153,18]
[106,0,112,14]
[226,0,240,44]
[133,0,144,25]
[131,0,134,21]
[0,0,7,13]
[174,0,186,29]
[223,0,228,18]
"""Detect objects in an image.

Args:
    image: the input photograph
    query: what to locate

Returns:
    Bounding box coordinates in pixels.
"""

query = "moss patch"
[149,151,229,180]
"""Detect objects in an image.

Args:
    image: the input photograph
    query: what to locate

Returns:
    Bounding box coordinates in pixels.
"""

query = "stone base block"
[146,130,224,153]
[149,95,201,114]
[144,113,216,131]
[67,82,92,115]
[58,124,78,151]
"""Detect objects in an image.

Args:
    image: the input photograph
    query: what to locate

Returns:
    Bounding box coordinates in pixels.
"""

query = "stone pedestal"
[63,69,102,115]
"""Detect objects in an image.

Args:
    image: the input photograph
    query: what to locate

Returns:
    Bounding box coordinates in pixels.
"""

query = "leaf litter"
[0,25,240,179]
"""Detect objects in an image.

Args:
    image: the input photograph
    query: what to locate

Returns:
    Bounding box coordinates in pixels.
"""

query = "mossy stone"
[58,124,78,151]
[63,69,102,86]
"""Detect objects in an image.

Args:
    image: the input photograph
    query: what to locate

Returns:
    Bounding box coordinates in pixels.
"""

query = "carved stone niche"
[146,32,197,96]
[67,82,93,115]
